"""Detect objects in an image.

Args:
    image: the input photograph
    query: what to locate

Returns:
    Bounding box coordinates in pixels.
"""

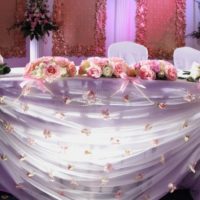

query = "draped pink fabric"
[0,0,25,58]
[136,0,186,59]
[52,0,106,57]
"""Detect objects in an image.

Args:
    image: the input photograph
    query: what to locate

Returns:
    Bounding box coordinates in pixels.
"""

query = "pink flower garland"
[24,56,76,82]
[24,57,177,82]
[78,57,129,78]
[132,60,177,81]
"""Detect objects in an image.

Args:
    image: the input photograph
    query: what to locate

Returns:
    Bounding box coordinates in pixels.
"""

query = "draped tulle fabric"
[136,0,185,59]
[0,76,200,200]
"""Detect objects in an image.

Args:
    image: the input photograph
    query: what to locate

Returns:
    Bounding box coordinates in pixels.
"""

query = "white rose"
[102,65,113,77]
[190,62,200,80]
[32,68,44,78]
[60,67,67,76]
[0,55,4,64]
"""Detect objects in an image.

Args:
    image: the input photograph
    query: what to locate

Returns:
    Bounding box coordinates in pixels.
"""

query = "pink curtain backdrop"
[3,0,195,67]
[136,0,186,59]
[0,0,26,58]
[52,0,106,57]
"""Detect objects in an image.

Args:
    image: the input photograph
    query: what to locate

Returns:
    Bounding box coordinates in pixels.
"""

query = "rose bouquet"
[132,60,177,81]
[78,57,129,78]
[24,56,76,82]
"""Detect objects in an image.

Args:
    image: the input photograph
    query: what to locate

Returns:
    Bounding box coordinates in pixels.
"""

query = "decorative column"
[30,38,40,62]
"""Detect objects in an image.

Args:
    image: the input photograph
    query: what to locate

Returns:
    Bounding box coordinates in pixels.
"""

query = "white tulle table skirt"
[0,76,200,200]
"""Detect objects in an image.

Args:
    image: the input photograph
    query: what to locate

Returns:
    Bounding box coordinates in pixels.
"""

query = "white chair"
[107,41,148,65]
[173,47,200,70]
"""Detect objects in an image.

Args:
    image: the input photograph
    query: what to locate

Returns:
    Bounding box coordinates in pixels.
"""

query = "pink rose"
[54,57,69,67]
[139,66,156,80]
[78,65,86,75]
[150,60,160,73]
[89,57,109,68]
[24,62,34,76]
[87,66,102,78]
[165,65,177,81]
[41,56,53,64]
[67,62,76,76]
[113,62,127,77]
[134,63,141,70]
[44,64,61,81]
[24,58,45,77]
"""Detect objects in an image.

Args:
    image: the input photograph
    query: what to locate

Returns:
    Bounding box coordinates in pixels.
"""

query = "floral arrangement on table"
[178,61,200,82]
[11,0,58,40]
[132,60,177,81]
[0,54,11,75]
[24,57,177,84]
[21,57,178,94]
[78,57,130,78]
[24,56,76,82]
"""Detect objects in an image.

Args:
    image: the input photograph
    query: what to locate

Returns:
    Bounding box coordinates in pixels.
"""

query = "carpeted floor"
[0,189,194,200]
[160,189,193,200]
[0,192,18,200]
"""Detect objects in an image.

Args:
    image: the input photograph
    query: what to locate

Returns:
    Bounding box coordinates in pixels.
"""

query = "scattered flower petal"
[110,137,120,144]
[101,177,109,185]
[0,96,5,105]
[168,183,176,193]
[27,172,34,178]
[160,154,165,164]
[115,190,122,199]
[123,95,129,102]
[182,120,189,128]
[189,163,196,174]
[20,103,29,112]
[81,128,91,136]
[184,135,190,142]
[145,124,152,131]
[101,109,110,119]
[67,164,74,170]
[43,129,52,139]
[157,102,167,109]
[84,149,92,155]
[134,173,144,181]
[19,154,26,161]
[63,96,72,104]
[0,154,8,161]
[104,163,113,172]
[184,91,196,102]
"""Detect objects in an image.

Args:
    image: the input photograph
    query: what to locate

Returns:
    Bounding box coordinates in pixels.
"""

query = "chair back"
[173,47,200,70]
[108,41,148,65]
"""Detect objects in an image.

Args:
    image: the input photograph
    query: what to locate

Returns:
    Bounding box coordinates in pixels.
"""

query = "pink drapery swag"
[0,0,26,58]
[52,0,106,57]
[135,0,186,59]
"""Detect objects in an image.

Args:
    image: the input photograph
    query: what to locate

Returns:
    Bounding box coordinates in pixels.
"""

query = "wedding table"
[0,70,200,200]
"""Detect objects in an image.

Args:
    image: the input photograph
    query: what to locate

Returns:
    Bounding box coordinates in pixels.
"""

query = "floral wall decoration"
[52,0,106,57]
[0,0,26,58]
[135,0,186,59]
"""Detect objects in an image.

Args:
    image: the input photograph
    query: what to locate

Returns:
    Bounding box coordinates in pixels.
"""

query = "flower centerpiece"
[11,0,58,40]
[24,56,76,82]
[132,60,177,81]
[0,54,11,75]
[186,62,200,82]
[78,57,129,78]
